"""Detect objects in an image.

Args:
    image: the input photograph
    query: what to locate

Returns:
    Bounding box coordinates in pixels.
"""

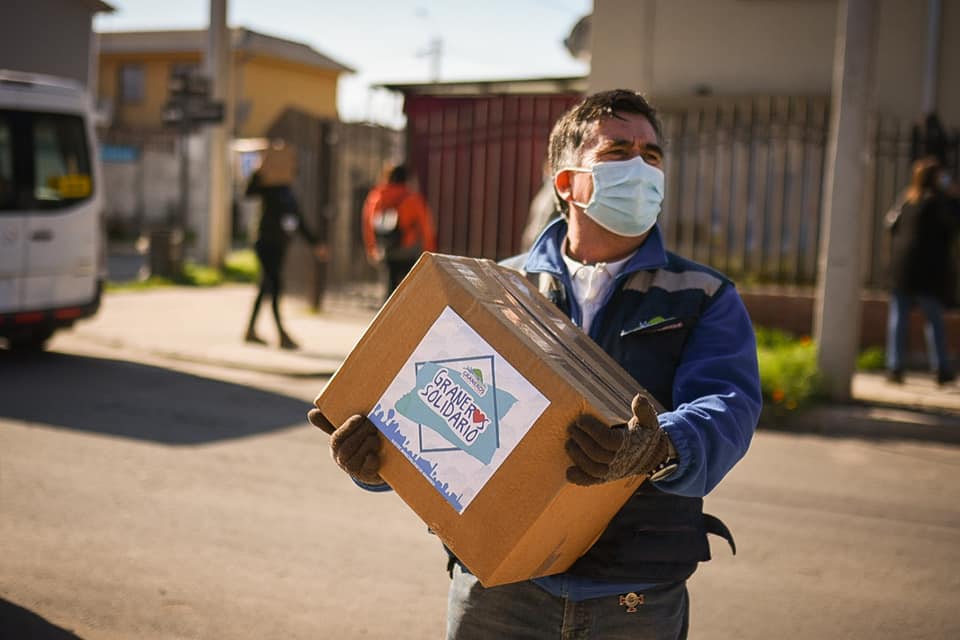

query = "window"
[33,115,92,205]
[0,110,93,212]
[119,64,145,103]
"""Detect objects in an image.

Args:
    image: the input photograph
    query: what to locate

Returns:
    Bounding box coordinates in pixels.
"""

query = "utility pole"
[921,0,942,115]
[414,8,443,84]
[813,0,877,401]
[420,37,443,83]
[205,0,232,267]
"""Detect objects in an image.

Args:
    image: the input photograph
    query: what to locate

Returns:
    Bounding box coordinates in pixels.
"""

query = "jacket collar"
[523,217,669,278]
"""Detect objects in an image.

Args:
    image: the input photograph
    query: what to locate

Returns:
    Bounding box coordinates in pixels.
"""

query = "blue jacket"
[518,218,761,596]
[360,218,761,597]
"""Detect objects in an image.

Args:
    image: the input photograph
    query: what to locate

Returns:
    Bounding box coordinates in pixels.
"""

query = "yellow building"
[97,27,353,136]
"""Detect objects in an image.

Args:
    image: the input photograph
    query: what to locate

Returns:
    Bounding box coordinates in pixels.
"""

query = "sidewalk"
[58,283,960,443]
[62,284,378,377]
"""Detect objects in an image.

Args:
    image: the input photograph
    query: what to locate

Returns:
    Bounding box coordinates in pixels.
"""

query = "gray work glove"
[565,393,676,486]
[308,409,386,486]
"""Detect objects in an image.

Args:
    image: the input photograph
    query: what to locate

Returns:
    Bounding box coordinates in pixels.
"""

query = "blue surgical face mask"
[563,156,665,237]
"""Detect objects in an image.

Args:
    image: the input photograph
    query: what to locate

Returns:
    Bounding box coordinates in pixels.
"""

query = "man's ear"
[554,169,573,204]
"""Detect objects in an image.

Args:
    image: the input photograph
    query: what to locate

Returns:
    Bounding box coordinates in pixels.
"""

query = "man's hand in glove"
[307,409,386,486]
[565,393,677,486]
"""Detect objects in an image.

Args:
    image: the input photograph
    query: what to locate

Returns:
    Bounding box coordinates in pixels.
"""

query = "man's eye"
[643,152,663,166]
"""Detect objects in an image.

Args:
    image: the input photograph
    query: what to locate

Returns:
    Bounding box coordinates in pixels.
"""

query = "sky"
[94,0,592,128]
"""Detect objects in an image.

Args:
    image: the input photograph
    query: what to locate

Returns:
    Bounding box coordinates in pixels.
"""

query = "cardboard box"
[314,253,652,587]
[258,145,296,185]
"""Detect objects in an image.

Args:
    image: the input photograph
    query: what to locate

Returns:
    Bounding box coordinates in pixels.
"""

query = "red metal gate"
[404,93,582,260]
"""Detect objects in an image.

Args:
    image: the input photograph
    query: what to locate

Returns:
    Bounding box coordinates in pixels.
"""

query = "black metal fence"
[267,109,404,301]
[657,96,958,288]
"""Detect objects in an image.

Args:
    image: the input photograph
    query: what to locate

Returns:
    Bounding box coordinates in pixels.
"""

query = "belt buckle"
[619,592,644,613]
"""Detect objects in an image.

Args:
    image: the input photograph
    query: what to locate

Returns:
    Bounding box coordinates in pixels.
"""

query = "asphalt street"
[1,288,959,639]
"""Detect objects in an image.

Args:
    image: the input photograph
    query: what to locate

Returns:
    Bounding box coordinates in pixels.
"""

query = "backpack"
[372,205,403,253]
[372,197,422,261]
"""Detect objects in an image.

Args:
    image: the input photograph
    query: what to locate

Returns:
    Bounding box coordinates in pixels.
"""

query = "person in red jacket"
[362,164,437,298]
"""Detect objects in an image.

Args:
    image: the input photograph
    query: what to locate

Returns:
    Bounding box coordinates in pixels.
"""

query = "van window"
[0,110,93,212]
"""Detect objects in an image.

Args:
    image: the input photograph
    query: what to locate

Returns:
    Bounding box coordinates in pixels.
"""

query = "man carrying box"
[309,89,761,639]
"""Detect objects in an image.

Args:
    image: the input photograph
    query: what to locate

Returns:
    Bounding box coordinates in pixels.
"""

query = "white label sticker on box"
[369,306,550,513]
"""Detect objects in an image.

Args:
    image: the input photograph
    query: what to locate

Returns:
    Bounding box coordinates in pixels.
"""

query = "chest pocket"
[618,317,695,409]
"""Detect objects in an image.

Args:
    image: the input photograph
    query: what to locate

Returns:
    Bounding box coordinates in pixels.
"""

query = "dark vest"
[531,253,736,583]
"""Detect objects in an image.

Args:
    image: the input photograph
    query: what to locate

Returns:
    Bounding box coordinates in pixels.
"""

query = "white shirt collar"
[560,238,635,334]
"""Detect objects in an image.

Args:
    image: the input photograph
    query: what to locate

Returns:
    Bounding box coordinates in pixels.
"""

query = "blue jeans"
[886,291,952,373]
[446,565,689,640]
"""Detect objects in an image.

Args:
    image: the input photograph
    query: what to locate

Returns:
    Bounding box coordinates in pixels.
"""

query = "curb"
[147,349,343,378]
[761,403,960,445]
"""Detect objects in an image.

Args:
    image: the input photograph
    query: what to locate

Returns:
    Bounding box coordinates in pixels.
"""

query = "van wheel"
[8,328,54,352]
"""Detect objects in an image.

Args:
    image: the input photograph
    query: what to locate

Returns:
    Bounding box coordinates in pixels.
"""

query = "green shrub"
[108,249,259,291]
[105,276,174,292]
[857,346,886,371]
[755,326,801,349]
[755,327,822,413]
[176,263,223,287]
[223,249,260,283]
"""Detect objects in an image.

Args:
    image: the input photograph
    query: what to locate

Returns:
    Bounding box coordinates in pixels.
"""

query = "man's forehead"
[582,113,659,148]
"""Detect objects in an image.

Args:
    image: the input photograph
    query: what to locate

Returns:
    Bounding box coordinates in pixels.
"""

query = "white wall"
[590,0,960,126]
[937,0,960,125]
[590,0,835,98]
[102,134,210,256]
[0,0,95,88]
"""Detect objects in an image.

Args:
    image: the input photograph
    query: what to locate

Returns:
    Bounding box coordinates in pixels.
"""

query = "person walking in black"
[244,145,327,350]
[886,156,960,384]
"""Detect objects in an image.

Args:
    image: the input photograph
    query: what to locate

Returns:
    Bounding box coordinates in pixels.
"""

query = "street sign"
[191,101,224,124]
[161,104,185,127]
[162,100,225,128]
[168,71,210,99]
[163,69,224,129]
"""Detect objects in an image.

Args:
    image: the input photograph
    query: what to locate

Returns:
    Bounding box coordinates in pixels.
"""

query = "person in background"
[361,164,437,299]
[885,156,959,385]
[244,143,327,350]
[312,89,762,639]
[521,160,561,251]
[911,112,949,167]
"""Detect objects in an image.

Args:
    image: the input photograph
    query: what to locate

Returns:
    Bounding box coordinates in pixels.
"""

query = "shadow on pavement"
[0,350,310,445]
[0,599,85,639]
[760,403,960,445]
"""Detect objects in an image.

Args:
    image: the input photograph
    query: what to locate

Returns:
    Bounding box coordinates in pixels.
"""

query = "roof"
[76,0,115,12]
[0,69,85,94]
[379,76,587,97]
[97,27,354,73]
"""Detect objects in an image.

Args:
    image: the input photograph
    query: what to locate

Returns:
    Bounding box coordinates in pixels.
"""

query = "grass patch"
[223,249,260,283]
[107,249,260,291]
[179,262,224,287]
[105,276,175,292]
[857,346,886,371]
[756,327,822,414]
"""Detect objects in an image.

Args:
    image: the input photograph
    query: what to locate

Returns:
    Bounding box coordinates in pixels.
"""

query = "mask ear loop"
[557,166,594,209]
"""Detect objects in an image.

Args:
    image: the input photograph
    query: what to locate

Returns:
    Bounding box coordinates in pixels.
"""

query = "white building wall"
[101,133,209,255]
[937,0,960,124]
[590,0,960,126]
[0,0,96,88]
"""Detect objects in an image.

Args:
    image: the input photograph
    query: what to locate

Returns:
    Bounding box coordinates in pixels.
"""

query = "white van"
[0,70,104,351]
